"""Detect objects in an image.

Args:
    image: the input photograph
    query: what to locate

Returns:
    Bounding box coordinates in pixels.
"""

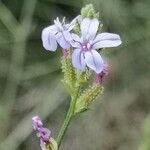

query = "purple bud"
[32,115,52,147]
[32,115,43,130]
[95,63,109,84]
[38,128,51,143]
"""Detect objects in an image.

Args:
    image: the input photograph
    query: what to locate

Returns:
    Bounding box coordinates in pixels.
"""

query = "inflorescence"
[32,4,122,150]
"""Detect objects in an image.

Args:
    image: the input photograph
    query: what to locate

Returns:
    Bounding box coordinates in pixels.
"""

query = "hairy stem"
[56,86,79,148]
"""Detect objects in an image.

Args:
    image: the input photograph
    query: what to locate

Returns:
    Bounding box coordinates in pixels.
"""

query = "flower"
[71,18,122,73]
[32,115,51,150]
[32,115,43,130]
[42,16,80,52]
[37,128,51,143]
[95,63,109,84]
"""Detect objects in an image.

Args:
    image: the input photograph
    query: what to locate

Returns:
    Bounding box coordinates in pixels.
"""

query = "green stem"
[56,86,79,148]
[56,98,75,147]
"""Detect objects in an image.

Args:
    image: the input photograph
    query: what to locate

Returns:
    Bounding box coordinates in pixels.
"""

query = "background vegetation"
[0,0,150,150]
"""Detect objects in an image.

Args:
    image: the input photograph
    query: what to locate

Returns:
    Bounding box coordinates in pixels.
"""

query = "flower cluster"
[41,14,121,80]
[32,116,51,149]
[32,4,122,150]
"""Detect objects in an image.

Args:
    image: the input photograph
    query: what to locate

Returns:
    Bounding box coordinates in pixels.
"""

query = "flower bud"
[81,4,99,18]
[95,63,109,84]
[32,115,43,130]
[32,116,57,150]
[61,56,76,94]
[74,84,104,114]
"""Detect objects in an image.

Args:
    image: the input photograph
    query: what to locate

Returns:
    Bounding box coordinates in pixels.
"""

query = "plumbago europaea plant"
[32,4,122,150]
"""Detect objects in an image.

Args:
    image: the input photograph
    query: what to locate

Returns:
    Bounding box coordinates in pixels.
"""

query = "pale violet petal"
[71,33,81,42]
[81,18,91,39]
[92,33,122,49]
[48,25,58,34]
[87,18,99,40]
[81,18,99,40]
[43,25,58,35]
[56,32,70,49]
[77,15,83,23]
[54,17,63,31]
[70,33,82,48]
[63,31,72,42]
[42,27,57,51]
[70,41,81,48]
[72,49,86,70]
[84,50,104,73]
[65,15,81,31]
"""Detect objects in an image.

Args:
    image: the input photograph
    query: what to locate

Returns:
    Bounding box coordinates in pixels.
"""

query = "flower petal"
[63,30,72,42]
[42,27,57,51]
[84,50,104,73]
[70,33,82,48]
[72,49,86,70]
[54,17,63,31]
[81,18,91,39]
[92,33,122,49]
[87,18,99,40]
[72,33,81,42]
[55,32,70,49]
[81,18,99,40]
[65,15,81,31]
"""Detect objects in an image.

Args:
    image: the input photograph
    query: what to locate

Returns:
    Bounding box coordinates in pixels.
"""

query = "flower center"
[81,42,91,51]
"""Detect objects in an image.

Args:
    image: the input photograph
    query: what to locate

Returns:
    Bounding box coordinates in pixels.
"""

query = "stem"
[56,86,79,148]
[56,98,75,147]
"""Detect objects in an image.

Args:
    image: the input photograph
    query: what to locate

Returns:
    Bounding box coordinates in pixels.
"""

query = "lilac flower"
[32,116,51,150]
[71,18,122,73]
[37,128,51,143]
[32,115,43,130]
[42,16,79,52]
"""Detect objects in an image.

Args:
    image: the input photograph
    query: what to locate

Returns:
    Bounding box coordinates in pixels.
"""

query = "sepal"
[45,138,58,150]
[49,138,58,150]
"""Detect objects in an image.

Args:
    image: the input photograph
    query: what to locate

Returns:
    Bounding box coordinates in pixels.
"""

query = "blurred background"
[0,0,150,150]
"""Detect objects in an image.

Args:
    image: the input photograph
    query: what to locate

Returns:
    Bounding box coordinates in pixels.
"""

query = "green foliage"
[74,85,104,114]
